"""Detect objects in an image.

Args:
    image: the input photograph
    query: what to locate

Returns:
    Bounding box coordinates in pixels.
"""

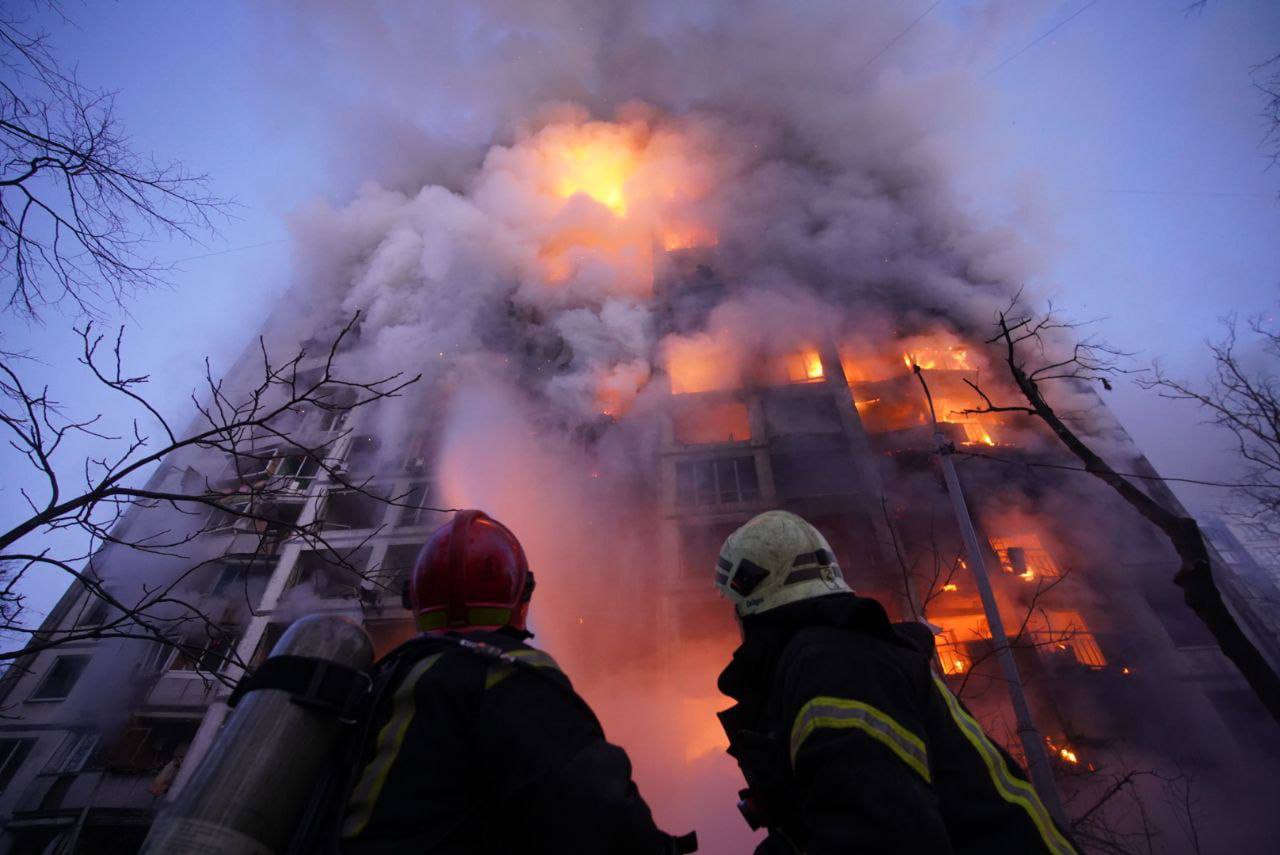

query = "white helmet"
[714,510,852,617]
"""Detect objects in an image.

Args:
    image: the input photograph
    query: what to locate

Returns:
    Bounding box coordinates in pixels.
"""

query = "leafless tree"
[1140,316,1280,528]
[1,3,226,318]
[958,298,1280,724]
[0,315,438,685]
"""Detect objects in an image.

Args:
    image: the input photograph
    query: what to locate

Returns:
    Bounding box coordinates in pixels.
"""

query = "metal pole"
[912,365,1067,826]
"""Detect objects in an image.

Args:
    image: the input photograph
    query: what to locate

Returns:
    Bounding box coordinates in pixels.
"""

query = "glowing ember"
[1122,666,1132,675]
[1059,747,1079,764]
[941,583,959,592]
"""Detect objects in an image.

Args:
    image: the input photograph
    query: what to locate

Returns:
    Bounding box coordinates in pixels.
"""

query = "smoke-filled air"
[255,2,1187,850]
[6,2,1279,854]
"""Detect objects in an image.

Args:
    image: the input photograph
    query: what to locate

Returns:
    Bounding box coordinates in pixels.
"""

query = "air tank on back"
[141,614,374,854]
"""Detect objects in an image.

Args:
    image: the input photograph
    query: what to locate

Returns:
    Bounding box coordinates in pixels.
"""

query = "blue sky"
[1,0,1277,633]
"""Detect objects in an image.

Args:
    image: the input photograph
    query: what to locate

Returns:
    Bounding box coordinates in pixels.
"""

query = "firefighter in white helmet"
[713,510,1077,855]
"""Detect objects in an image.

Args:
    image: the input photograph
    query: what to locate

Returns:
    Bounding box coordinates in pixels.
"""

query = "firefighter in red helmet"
[340,510,695,854]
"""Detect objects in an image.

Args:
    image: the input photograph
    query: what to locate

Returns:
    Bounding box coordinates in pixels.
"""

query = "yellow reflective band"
[931,676,1077,855]
[342,653,444,839]
[507,649,560,670]
[790,696,931,783]
[484,648,562,690]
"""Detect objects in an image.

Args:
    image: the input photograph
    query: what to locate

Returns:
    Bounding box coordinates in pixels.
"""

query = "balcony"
[143,673,220,708]
[13,770,160,814]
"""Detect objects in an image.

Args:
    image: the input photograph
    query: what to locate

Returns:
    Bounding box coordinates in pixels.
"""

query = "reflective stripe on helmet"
[789,695,931,783]
[342,653,444,838]
[932,676,1077,855]
[713,510,852,616]
[415,606,514,632]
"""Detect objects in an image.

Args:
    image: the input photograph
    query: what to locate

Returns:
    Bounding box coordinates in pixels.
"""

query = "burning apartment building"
[1,56,1279,855]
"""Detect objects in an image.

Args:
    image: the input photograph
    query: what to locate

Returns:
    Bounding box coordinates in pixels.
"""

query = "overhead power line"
[987,1,1098,77]
[856,0,945,75]
[171,240,287,265]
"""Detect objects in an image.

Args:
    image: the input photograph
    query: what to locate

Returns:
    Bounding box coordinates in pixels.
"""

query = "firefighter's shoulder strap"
[228,654,372,722]
[386,633,607,730]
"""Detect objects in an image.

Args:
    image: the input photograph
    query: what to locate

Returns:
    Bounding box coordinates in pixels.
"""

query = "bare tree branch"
[0,4,230,318]
[0,313,444,685]
[965,297,1280,724]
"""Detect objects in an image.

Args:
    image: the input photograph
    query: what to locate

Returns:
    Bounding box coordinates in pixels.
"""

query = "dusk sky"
[2,0,1278,630]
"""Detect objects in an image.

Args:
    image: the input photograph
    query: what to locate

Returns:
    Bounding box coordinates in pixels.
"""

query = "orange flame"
[551,140,637,214]
[526,119,718,289]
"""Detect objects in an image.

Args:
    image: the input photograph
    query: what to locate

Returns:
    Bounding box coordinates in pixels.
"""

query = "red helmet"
[408,510,534,633]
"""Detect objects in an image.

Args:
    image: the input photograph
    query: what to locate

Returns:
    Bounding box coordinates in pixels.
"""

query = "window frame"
[675,455,761,507]
[0,738,35,793]
[28,655,91,702]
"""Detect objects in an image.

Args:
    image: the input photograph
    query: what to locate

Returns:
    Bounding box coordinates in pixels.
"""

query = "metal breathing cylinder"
[141,615,374,855]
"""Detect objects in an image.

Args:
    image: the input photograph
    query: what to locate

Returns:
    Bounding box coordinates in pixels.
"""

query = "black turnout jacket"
[341,629,677,854]
[718,594,1077,855]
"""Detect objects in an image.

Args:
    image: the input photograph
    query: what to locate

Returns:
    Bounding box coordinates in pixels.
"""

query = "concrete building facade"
[1,260,1278,852]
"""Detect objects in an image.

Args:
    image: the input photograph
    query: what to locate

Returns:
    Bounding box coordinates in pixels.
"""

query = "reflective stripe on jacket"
[719,593,1078,855]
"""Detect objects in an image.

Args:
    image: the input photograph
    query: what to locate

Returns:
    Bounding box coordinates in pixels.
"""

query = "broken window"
[989,535,1061,580]
[169,626,239,674]
[98,718,198,774]
[672,402,751,445]
[292,548,372,599]
[675,457,760,507]
[323,489,387,531]
[30,656,90,701]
